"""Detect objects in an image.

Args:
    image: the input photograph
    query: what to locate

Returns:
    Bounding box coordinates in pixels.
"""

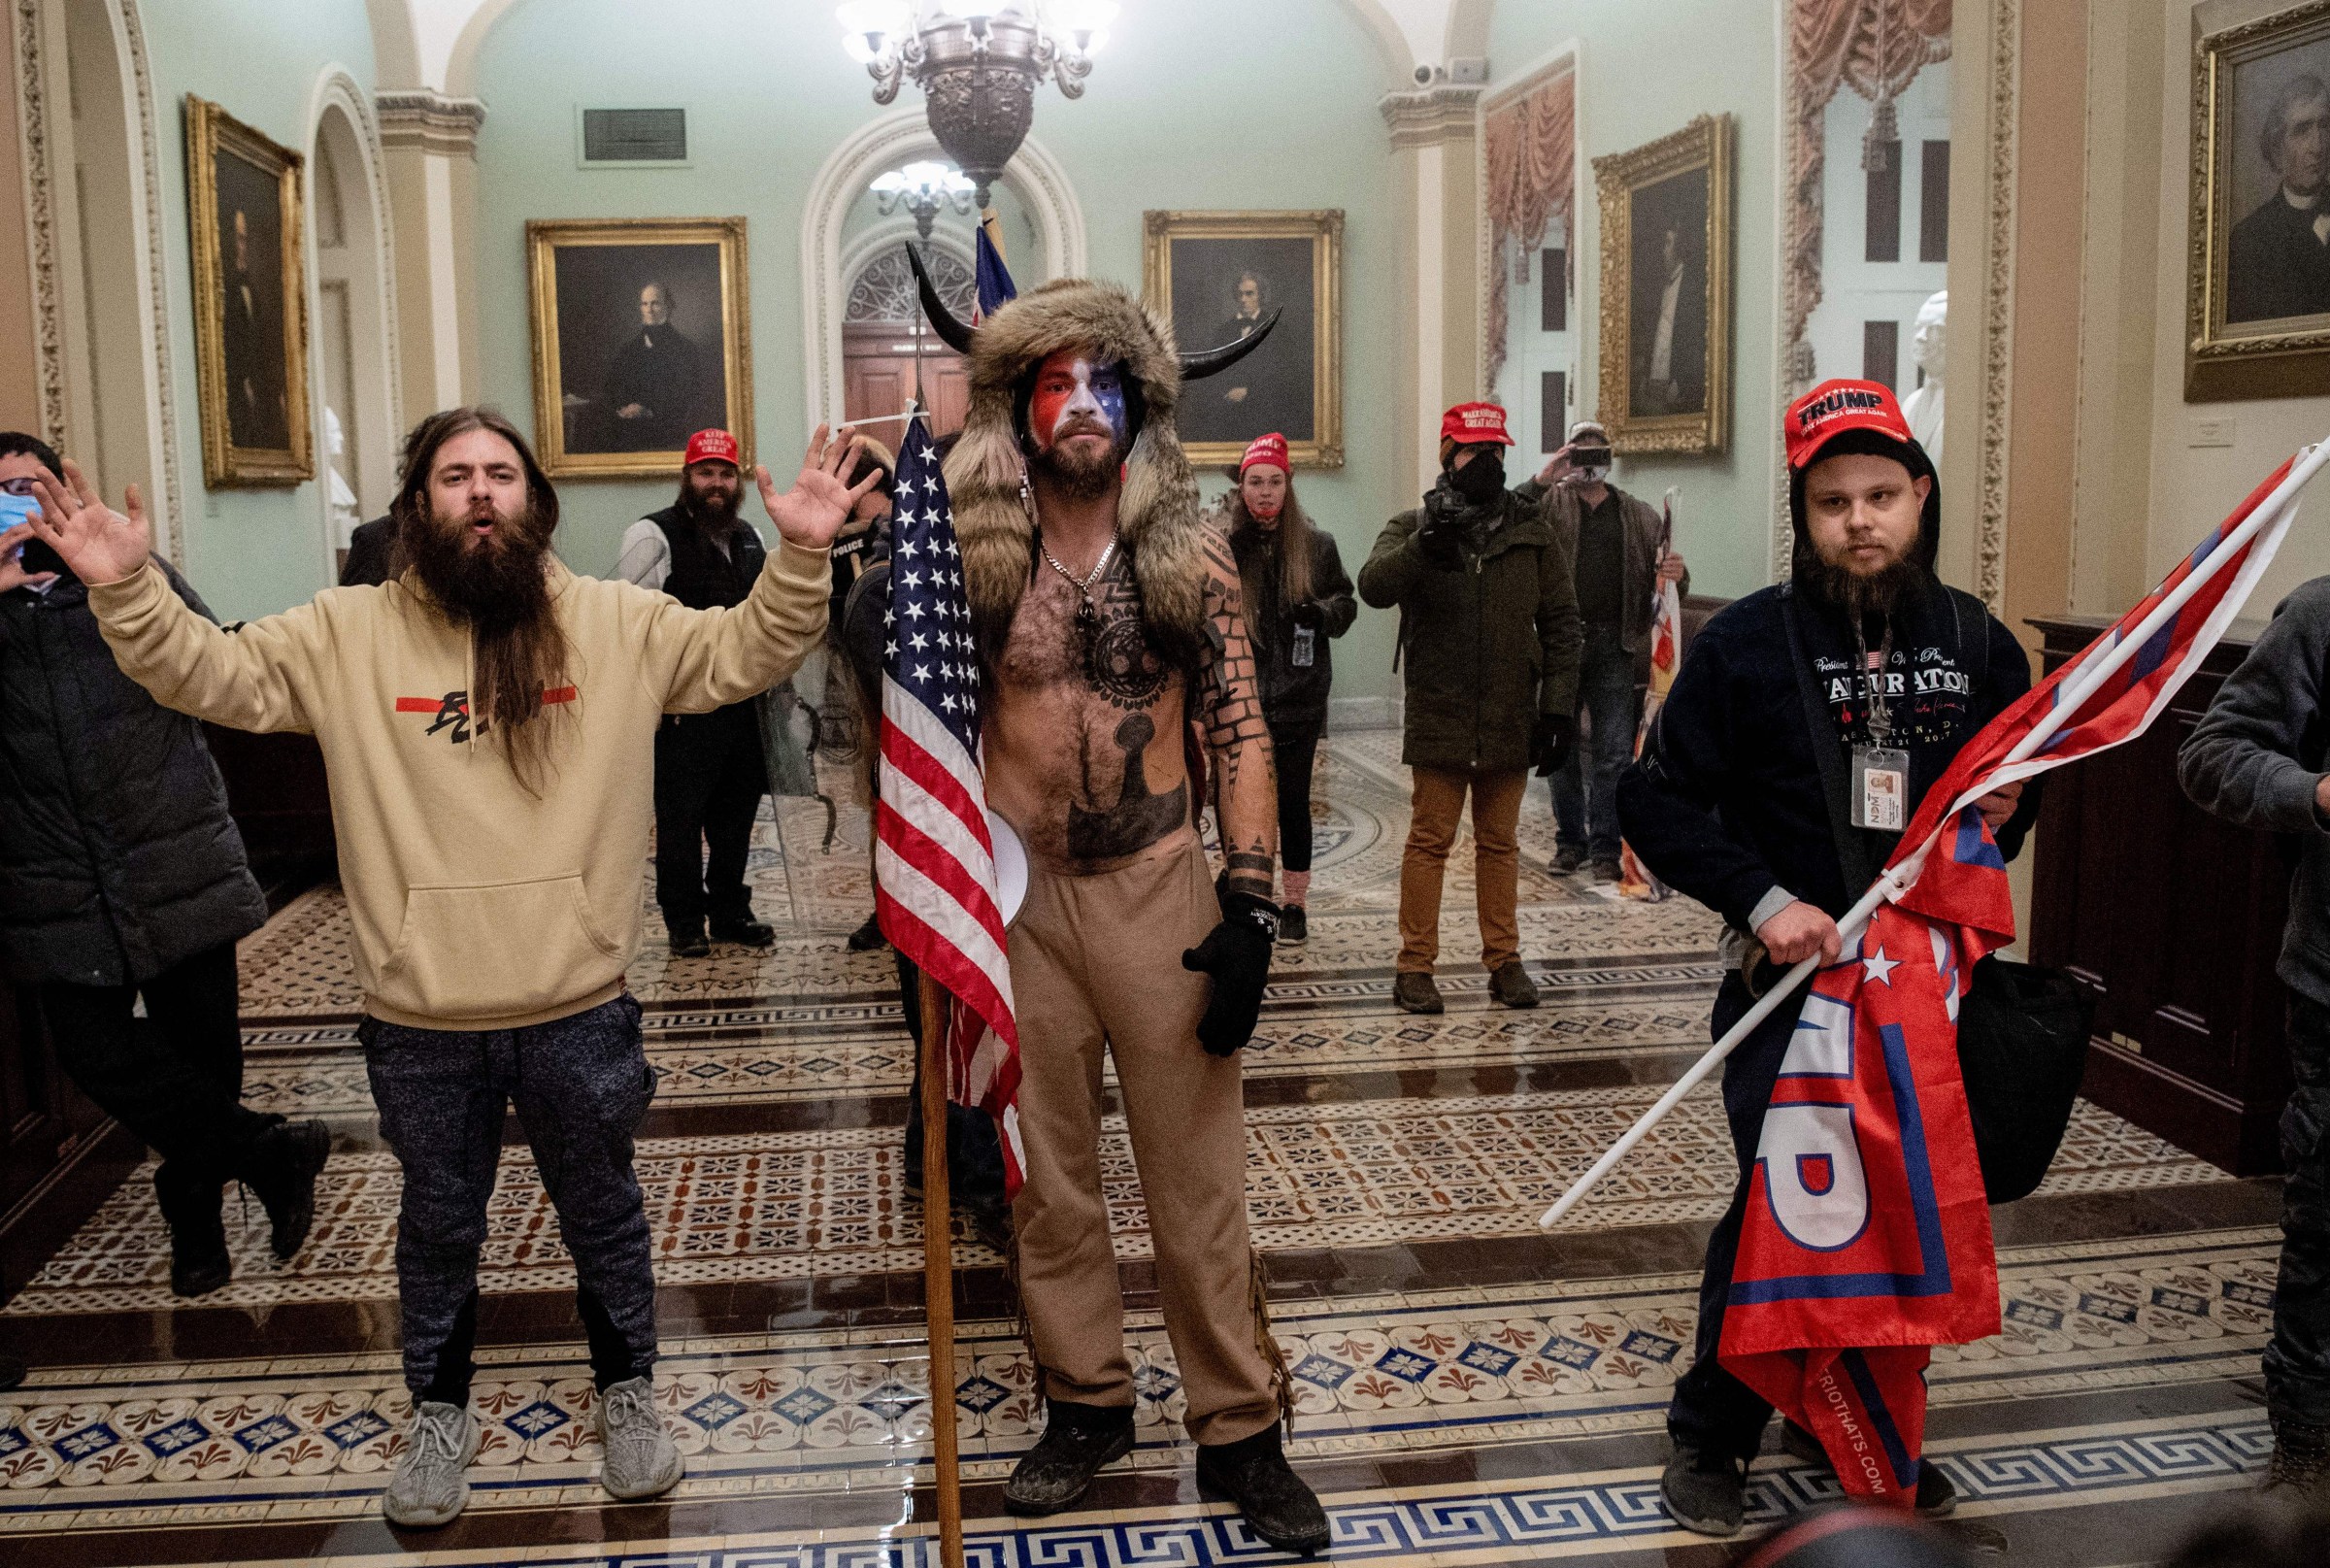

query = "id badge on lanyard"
[1849,634,1907,830]
[1851,744,1909,830]
[1291,625,1316,668]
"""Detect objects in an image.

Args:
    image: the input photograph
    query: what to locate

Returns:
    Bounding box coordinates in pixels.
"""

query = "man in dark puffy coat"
[0,431,328,1297]
[1358,401,1581,1016]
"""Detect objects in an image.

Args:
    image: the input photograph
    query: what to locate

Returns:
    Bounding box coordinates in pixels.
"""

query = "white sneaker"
[383,1400,478,1528]
[597,1375,683,1501]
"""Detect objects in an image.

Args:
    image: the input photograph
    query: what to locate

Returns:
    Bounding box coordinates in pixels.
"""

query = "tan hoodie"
[85,542,830,1029]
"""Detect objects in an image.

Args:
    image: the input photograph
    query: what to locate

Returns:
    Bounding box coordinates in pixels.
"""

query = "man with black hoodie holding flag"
[1616,380,2038,1536]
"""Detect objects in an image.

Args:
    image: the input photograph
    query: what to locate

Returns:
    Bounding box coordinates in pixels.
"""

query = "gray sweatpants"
[361,994,660,1400]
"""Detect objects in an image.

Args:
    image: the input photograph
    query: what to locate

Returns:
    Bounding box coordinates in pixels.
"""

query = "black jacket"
[2226,192,2330,324]
[340,516,396,587]
[1617,577,2035,932]
[1227,517,1356,734]
[0,562,268,985]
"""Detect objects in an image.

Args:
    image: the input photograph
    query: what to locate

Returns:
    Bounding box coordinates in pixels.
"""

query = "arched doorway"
[306,80,398,581]
[43,0,178,558]
[841,240,974,442]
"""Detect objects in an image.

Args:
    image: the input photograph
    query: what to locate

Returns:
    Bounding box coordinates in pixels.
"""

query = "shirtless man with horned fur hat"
[911,253,1329,1553]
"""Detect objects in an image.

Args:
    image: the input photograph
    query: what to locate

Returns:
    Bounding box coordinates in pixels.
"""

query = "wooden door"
[843,324,968,445]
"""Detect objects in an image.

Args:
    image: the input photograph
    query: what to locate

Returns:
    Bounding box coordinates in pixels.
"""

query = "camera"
[1413,63,1439,85]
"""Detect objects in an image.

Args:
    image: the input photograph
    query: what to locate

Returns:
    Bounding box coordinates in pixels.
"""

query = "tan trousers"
[1008,840,1282,1446]
[1397,764,1527,973]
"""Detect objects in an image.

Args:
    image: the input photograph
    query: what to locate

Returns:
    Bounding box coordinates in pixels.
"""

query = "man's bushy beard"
[1810,543,1930,624]
[678,480,741,531]
[1030,425,1122,502]
[402,500,555,634]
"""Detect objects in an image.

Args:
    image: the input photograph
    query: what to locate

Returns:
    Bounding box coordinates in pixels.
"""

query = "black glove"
[1529,713,1576,777]
[1416,484,1465,567]
[1181,886,1279,1056]
[1288,598,1324,628]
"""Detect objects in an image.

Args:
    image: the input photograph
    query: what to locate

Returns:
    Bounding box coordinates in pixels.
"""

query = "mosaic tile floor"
[2,733,2289,1567]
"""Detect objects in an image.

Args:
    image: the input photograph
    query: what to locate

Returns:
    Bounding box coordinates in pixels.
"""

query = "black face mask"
[1448,450,1507,505]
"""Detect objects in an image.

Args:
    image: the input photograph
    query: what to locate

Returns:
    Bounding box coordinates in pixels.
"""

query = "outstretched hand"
[22,460,151,586]
[754,424,881,551]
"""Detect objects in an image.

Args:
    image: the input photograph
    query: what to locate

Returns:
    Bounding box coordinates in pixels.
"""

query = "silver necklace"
[1037,525,1119,636]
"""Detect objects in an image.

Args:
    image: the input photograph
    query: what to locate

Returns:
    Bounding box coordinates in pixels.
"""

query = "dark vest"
[647,505,766,611]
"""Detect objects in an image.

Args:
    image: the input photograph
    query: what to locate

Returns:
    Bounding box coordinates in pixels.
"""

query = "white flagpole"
[1538,445,2327,1231]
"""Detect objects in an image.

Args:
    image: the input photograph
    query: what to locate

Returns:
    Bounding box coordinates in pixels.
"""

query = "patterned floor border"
[118,1409,2275,1567]
[0,1227,2278,1532]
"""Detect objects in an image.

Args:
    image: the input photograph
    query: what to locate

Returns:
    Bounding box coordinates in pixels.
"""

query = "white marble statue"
[1899,290,1947,468]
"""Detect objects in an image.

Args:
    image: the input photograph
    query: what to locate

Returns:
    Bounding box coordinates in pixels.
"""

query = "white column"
[1381,84,1483,503]
[375,90,484,425]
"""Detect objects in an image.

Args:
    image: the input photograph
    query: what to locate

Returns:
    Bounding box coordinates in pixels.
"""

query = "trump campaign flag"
[873,419,1025,1195]
[1715,448,2321,1500]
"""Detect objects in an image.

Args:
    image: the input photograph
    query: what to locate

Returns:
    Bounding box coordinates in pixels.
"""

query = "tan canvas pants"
[1398,764,1527,973]
[1008,840,1283,1446]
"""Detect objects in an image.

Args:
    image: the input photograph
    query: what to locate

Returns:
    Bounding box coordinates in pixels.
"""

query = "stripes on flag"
[873,416,1025,1197]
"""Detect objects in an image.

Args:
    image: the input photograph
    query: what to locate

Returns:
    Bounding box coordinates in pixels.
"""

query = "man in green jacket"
[1358,401,1582,1015]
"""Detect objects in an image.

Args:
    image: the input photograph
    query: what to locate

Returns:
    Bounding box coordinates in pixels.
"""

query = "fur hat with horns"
[909,246,1278,665]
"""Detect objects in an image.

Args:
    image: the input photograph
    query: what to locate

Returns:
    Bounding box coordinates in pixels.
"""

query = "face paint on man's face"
[1028,349,1130,454]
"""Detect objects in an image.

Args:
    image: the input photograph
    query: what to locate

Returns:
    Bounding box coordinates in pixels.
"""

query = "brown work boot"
[1393,972,1444,1015]
[1489,961,1540,1009]
[2260,1418,2330,1501]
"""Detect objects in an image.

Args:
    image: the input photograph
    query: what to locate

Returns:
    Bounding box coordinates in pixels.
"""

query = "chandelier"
[839,2,1116,208]
[873,161,978,241]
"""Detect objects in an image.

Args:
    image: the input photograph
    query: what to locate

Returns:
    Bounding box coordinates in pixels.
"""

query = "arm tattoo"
[1198,531,1270,784]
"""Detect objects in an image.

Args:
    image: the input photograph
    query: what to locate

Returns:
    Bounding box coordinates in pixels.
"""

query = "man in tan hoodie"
[24,406,873,1528]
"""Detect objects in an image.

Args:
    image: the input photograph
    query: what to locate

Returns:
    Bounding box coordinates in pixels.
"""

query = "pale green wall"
[1487,0,1784,602]
[139,0,379,620]
[468,0,1408,699]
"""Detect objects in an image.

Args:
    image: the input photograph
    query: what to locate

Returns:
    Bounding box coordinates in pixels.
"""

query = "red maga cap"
[683,428,741,469]
[1783,379,1914,472]
[1239,432,1290,475]
[1440,401,1514,448]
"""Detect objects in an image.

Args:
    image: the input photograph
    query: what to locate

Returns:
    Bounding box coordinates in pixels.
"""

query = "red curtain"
[1483,70,1576,392]
[1785,0,1952,362]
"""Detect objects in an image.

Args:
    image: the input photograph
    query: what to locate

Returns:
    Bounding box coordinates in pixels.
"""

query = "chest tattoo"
[1066,712,1188,860]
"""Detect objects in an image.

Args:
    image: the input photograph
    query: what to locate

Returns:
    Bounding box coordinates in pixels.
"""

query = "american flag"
[872,418,1024,1196]
[1717,450,2316,1501]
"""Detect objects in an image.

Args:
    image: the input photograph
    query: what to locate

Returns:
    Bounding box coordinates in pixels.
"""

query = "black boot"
[1196,1423,1329,1555]
[667,920,710,958]
[1002,1400,1134,1516]
[710,916,776,948]
[153,1164,230,1298]
[242,1118,331,1261]
[847,913,888,951]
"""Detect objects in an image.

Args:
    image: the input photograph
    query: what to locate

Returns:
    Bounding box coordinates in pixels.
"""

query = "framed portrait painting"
[1142,210,1344,469]
[526,217,752,479]
[2188,1,2330,400]
[1592,115,1734,456]
[185,97,311,486]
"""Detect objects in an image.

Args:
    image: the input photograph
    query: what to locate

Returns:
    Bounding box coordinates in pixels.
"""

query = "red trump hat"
[683,428,741,468]
[1783,380,1915,472]
[1239,432,1290,475]
[1440,401,1514,448]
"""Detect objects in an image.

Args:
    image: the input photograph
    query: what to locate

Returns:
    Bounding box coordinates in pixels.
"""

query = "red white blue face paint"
[1029,350,1129,454]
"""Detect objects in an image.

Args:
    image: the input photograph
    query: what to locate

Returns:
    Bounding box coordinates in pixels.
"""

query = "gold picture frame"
[2186,0,2330,401]
[185,96,312,487]
[1592,115,1734,455]
[526,217,753,479]
[1142,210,1344,469]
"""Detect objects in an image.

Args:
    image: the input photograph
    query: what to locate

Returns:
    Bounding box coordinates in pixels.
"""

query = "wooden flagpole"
[917,977,966,1568]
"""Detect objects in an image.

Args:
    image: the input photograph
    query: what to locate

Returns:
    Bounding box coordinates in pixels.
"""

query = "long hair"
[389,406,571,792]
[1222,472,1315,606]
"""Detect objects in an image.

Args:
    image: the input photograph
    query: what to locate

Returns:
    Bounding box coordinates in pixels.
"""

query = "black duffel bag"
[1954,955,2094,1203]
